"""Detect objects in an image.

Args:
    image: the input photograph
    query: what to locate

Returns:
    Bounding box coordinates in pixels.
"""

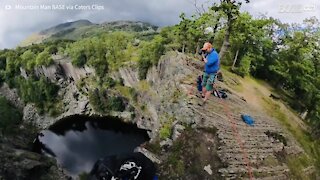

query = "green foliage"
[129,87,138,102]
[36,50,54,67]
[159,116,175,140]
[0,55,7,70]
[20,50,37,71]
[72,50,87,67]
[138,58,152,80]
[0,5,319,140]
[4,51,22,78]
[88,88,125,114]
[108,96,125,111]
[0,96,22,134]
[10,40,73,72]
[170,11,220,54]
[88,89,104,113]
[104,76,116,88]
[66,32,135,77]
[103,32,134,69]
[78,172,89,180]
[233,54,252,77]
[46,45,58,55]
[166,139,185,176]
[14,77,59,114]
[115,86,138,103]
[138,35,165,79]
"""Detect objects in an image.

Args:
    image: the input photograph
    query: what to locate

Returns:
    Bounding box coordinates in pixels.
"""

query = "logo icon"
[5,5,12,10]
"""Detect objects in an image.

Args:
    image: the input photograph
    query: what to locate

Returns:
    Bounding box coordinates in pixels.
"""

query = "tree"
[138,35,165,79]
[0,55,6,70]
[228,13,274,75]
[211,0,250,61]
[5,51,22,78]
[20,50,36,71]
[103,32,133,69]
[36,50,54,67]
[46,45,58,55]
[0,96,22,134]
[175,13,192,53]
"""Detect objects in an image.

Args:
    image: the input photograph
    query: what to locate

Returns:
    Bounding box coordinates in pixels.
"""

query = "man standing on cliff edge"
[200,42,220,104]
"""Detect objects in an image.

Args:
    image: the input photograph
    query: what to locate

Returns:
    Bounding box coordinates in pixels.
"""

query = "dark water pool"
[33,115,150,176]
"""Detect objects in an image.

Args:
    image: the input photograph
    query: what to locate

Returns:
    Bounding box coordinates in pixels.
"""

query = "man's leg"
[202,86,207,97]
[201,73,208,98]
[203,89,212,102]
[203,73,216,102]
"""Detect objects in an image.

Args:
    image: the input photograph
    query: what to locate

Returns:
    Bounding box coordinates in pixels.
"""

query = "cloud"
[0,0,319,49]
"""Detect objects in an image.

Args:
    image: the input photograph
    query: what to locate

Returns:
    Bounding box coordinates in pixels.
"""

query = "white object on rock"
[204,164,213,175]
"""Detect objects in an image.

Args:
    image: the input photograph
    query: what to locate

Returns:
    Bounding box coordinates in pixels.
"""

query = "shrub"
[138,36,165,80]
[0,55,6,70]
[89,88,125,113]
[129,88,138,102]
[89,89,105,113]
[104,77,116,88]
[36,50,54,67]
[138,58,152,80]
[0,96,22,134]
[15,77,59,114]
[72,50,87,67]
[46,45,58,55]
[20,50,36,71]
[107,96,125,112]
[159,116,175,140]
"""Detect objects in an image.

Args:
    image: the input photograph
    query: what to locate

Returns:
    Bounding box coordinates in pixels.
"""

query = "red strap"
[188,82,254,179]
[219,99,254,179]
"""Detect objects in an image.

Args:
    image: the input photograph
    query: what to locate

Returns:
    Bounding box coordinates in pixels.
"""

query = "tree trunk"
[196,43,200,54]
[210,17,221,43]
[182,44,186,53]
[232,49,239,69]
[219,17,232,61]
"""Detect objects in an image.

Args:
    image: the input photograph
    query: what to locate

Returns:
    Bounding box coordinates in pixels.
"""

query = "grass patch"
[159,116,175,140]
[171,89,182,103]
[137,80,151,91]
[286,154,313,179]
[145,139,162,155]
[262,97,320,178]
[221,68,244,92]
[262,156,280,167]
[116,85,138,103]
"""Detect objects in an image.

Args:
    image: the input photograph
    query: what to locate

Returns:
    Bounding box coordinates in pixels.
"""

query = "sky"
[0,0,319,49]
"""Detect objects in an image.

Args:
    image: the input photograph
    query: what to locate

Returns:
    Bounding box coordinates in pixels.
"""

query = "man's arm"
[202,54,207,63]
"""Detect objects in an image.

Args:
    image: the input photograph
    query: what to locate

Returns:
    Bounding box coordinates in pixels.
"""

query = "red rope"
[188,82,254,179]
[219,99,254,179]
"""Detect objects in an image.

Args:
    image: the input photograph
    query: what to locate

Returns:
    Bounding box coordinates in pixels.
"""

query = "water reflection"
[33,115,149,176]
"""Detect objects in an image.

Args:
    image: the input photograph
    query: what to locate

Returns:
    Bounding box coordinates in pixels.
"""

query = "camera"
[198,49,206,56]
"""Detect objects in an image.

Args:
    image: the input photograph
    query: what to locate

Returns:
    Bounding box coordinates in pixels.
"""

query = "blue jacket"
[205,49,220,74]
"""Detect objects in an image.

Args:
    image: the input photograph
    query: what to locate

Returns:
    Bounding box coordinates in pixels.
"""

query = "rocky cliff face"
[0,51,310,179]
[113,52,307,179]
[20,55,95,129]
